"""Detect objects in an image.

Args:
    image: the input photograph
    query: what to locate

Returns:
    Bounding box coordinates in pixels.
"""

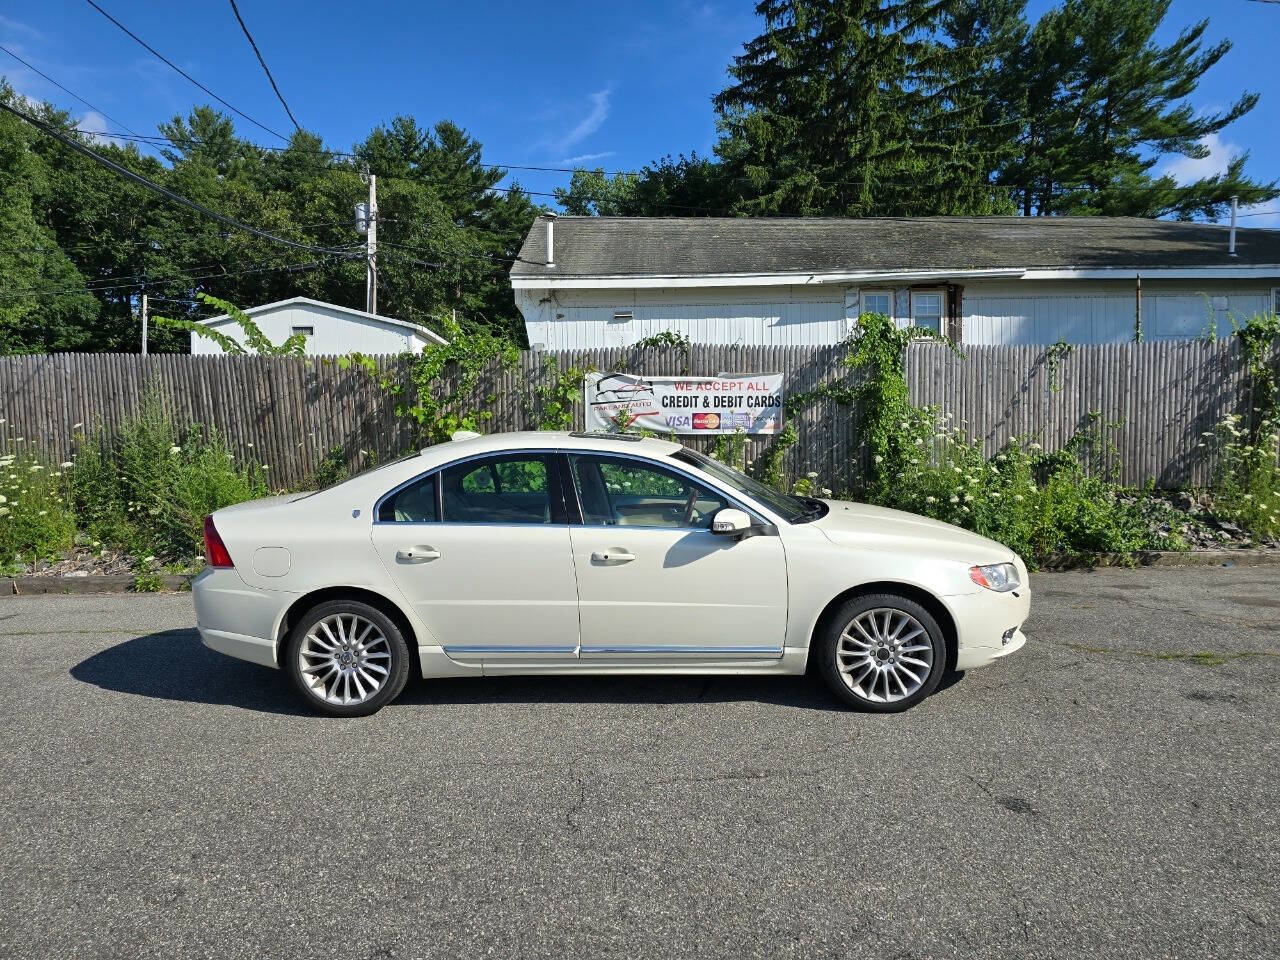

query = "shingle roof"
[511,216,1280,279]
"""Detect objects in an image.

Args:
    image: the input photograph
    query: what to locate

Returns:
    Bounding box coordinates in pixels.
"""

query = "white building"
[510,215,1280,348]
[190,297,447,355]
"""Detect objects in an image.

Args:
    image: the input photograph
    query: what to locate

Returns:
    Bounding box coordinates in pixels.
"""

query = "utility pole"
[365,173,377,315]
[140,291,149,355]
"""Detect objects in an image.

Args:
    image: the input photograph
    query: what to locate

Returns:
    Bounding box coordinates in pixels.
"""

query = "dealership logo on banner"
[584,372,784,435]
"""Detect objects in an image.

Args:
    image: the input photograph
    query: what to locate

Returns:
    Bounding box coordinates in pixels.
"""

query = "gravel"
[0,566,1277,959]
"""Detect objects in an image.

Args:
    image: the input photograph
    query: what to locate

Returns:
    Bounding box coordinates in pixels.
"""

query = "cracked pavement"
[1,565,1278,959]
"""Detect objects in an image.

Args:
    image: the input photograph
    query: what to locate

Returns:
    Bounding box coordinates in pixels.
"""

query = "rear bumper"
[192,567,292,669]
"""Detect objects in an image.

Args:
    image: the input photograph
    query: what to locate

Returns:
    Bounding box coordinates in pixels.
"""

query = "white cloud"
[0,15,43,40]
[559,150,616,166]
[1161,132,1236,185]
[1161,133,1280,227]
[77,111,123,147]
[550,88,611,155]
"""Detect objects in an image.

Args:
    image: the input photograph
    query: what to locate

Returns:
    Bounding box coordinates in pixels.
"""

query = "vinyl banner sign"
[584,372,785,435]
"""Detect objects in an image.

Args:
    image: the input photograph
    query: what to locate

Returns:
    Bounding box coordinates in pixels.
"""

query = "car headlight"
[969,562,1020,592]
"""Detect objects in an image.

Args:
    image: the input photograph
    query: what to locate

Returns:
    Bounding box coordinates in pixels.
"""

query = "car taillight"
[203,515,234,568]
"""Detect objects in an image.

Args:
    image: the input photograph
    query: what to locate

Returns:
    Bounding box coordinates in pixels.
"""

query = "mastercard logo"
[692,413,721,430]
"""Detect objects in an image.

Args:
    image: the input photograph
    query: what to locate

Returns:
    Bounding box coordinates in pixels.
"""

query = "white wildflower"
[73,422,82,429]
[38,510,47,516]
[964,493,974,502]
[0,508,8,517]
[60,461,72,468]
[1028,442,1042,451]
[949,495,959,504]
[143,555,155,564]
[1014,494,1024,502]
[806,472,819,479]
[874,455,884,464]
[169,446,182,455]
[925,496,936,504]
[961,506,970,513]
[819,487,832,497]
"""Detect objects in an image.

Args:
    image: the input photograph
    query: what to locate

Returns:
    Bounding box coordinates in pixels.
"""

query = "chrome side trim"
[443,644,578,655]
[580,644,784,656]
[373,446,774,528]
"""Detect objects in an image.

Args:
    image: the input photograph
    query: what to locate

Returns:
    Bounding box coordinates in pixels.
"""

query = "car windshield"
[673,448,823,523]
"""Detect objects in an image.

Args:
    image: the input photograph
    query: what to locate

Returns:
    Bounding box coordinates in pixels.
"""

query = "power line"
[227,0,301,132]
[83,0,289,143]
[0,99,355,257]
[0,42,140,137]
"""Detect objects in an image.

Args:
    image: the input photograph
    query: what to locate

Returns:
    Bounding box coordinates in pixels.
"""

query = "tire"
[284,599,411,717]
[816,593,946,712]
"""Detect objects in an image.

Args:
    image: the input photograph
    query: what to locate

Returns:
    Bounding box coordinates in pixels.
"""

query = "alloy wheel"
[835,607,935,704]
[298,613,393,706]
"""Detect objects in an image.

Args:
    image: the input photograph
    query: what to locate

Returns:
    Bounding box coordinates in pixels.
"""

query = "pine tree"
[1001,0,1277,218]
[712,0,1001,216]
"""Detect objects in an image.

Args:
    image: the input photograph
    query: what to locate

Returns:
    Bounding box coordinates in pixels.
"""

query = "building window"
[860,290,893,317]
[911,292,944,334]
[291,325,314,338]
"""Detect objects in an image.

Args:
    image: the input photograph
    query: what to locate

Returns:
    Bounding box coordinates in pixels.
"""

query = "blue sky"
[2,0,1277,225]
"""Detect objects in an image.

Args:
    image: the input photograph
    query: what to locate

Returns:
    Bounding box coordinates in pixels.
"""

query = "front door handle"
[396,546,440,563]
[591,549,635,565]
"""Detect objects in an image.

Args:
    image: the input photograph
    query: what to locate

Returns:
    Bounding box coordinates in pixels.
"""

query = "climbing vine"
[338,313,518,445]
[1044,338,1073,393]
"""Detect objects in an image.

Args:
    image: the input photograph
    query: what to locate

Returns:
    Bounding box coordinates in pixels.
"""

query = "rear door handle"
[591,549,635,565]
[396,546,440,563]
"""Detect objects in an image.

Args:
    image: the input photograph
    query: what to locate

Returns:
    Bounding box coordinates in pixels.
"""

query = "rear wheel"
[284,600,410,717]
[817,593,945,712]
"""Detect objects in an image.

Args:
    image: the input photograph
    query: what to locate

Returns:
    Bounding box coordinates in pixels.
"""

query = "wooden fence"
[0,341,1269,490]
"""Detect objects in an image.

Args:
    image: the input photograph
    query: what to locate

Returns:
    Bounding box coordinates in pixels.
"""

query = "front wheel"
[817,593,945,712]
[284,600,410,717]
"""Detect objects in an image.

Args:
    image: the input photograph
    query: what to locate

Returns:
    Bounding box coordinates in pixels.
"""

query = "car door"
[369,452,580,659]
[564,452,788,658]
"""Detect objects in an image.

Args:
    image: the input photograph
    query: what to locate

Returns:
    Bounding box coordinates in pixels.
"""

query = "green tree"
[0,84,100,352]
[712,0,1001,216]
[1000,0,1277,218]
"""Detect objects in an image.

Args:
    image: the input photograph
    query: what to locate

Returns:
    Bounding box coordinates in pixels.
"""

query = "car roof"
[418,430,684,465]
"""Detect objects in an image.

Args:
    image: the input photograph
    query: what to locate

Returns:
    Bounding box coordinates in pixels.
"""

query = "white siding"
[962,283,1272,345]
[517,287,845,349]
[192,301,428,355]
[516,280,1277,349]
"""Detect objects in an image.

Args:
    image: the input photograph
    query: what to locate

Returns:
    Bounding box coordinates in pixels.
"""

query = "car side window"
[570,454,728,529]
[440,454,554,524]
[377,475,438,523]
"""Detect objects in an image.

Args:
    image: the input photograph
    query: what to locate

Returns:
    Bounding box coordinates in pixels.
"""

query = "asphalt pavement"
[0,565,1277,960]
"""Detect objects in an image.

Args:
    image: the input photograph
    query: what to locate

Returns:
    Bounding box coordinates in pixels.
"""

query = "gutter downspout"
[1134,273,1142,342]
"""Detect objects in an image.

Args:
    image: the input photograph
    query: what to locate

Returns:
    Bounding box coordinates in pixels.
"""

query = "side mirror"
[710,507,752,535]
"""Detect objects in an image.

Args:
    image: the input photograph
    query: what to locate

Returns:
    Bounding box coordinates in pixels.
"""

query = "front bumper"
[945,580,1031,671]
[192,567,292,669]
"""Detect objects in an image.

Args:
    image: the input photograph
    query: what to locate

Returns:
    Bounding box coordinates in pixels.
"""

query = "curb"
[1039,549,1280,571]
[5,574,195,595]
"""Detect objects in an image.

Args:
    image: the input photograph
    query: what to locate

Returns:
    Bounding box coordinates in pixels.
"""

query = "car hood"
[811,500,1017,565]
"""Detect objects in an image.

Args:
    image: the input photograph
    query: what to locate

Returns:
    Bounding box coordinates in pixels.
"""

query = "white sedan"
[194,431,1028,716]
